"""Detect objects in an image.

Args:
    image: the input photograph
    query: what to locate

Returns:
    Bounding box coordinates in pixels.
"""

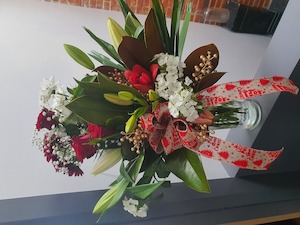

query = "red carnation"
[71,134,97,162]
[88,123,115,139]
[124,64,159,93]
[36,108,57,131]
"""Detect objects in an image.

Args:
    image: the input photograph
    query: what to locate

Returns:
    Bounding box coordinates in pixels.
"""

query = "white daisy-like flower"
[122,197,148,218]
[39,76,58,107]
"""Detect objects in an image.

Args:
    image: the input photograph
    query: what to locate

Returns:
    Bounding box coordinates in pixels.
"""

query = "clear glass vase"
[209,100,262,130]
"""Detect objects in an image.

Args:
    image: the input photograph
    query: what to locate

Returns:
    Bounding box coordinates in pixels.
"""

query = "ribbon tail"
[197,136,283,170]
[195,76,299,107]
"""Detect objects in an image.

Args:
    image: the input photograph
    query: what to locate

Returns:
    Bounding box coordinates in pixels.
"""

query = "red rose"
[124,64,159,93]
[88,123,115,138]
[71,134,97,162]
[36,108,57,131]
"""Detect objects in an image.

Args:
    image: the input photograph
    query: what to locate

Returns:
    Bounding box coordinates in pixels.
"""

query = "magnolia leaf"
[89,51,126,71]
[91,148,122,175]
[178,2,192,60]
[84,27,124,65]
[65,95,130,128]
[144,9,165,56]
[165,148,210,192]
[118,36,152,71]
[93,65,115,75]
[196,72,226,92]
[184,44,219,81]
[64,44,95,70]
[127,181,165,200]
[156,160,170,178]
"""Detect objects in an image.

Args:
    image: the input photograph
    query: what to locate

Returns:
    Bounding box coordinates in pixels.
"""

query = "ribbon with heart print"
[141,76,298,170]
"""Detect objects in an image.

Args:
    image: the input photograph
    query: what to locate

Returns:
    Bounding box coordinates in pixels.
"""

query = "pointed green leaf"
[125,12,143,36]
[178,2,192,60]
[128,152,144,182]
[89,51,126,71]
[127,181,165,200]
[93,178,129,214]
[118,0,140,22]
[84,27,124,65]
[64,44,95,70]
[72,75,96,98]
[120,160,135,183]
[165,148,210,192]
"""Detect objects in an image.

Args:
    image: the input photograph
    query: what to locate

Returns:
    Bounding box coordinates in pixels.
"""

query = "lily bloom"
[124,64,159,94]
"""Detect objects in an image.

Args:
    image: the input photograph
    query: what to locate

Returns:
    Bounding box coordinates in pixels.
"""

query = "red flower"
[66,164,84,176]
[71,134,97,162]
[124,64,159,93]
[36,108,57,131]
[87,123,115,139]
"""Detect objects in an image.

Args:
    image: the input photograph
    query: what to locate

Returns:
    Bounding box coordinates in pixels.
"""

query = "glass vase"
[209,100,262,130]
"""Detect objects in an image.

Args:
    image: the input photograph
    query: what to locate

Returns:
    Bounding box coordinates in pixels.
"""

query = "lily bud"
[91,148,122,175]
[125,114,137,133]
[148,90,159,101]
[104,93,133,106]
[107,18,128,51]
[118,91,134,101]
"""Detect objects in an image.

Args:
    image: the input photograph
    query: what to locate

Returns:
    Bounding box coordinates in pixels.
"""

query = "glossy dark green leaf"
[165,148,210,192]
[156,160,170,178]
[89,51,126,71]
[127,181,165,200]
[72,75,96,98]
[121,140,138,161]
[64,44,95,70]
[65,95,130,128]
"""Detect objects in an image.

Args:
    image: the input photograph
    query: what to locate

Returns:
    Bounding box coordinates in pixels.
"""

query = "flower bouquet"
[33,0,299,219]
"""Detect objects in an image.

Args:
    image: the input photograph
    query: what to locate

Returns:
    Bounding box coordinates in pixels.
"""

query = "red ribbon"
[140,76,299,170]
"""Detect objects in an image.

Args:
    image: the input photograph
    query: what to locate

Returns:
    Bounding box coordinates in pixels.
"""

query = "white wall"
[0,0,271,200]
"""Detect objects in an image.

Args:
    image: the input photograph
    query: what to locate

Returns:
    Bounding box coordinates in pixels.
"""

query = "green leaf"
[64,44,95,70]
[170,0,178,53]
[128,152,144,182]
[93,178,129,215]
[72,75,96,98]
[134,26,144,40]
[84,27,124,66]
[178,2,192,60]
[156,160,170,178]
[89,51,126,71]
[118,0,140,22]
[121,140,138,161]
[125,12,143,37]
[127,181,165,200]
[165,148,210,192]
[120,160,135,183]
[65,95,130,128]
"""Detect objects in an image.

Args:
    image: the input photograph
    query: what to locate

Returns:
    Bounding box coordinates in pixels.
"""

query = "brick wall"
[43,0,271,23]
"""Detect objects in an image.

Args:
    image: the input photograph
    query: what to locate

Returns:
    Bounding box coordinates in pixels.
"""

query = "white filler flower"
[122,197,148,218]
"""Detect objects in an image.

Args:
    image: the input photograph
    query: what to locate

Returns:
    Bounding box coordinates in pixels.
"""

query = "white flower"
[39,76,58,107]
[184,76,193,86]
[122,197,148,218]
